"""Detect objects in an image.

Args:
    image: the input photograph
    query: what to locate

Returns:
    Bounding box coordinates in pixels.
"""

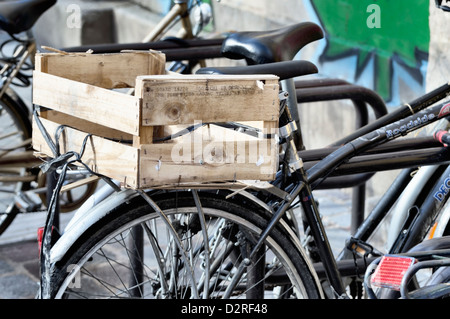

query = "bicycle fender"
[50,188,139,264]
[387,165,440,248]
[434,199,450,237]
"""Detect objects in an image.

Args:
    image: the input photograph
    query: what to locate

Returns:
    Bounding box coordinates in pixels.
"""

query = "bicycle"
[0,0,90,236]
[33,21,450,299]
[0,0,222,236]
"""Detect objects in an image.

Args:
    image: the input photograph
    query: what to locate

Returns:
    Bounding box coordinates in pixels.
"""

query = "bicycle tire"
[426,265,450,286]
[46,190,321,299]
[35,170,99,213]
[0,90,32,235]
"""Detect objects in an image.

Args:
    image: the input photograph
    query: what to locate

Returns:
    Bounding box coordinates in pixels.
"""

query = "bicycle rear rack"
[364,248,450,299]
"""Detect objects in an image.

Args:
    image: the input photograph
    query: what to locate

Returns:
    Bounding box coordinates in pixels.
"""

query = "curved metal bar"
[136,189,200,298]
[401,258,450,299]
[295,78,388,232]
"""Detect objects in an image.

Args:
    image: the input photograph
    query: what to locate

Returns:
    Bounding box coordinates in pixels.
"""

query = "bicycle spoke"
[51,191,320,299]
[137,190,200,298]
[192,190,210,298]
[142,222,169,295]
[0,130,21,142]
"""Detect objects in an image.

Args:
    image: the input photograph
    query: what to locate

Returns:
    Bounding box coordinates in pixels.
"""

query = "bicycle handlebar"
[434,130,450,145]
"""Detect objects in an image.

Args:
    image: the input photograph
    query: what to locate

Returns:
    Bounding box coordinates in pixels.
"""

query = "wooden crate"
[32,51,280,189]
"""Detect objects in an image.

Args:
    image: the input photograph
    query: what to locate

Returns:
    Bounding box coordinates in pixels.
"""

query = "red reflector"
[37,226,53,253]
[371,255,417,290]
[37,227,44,252]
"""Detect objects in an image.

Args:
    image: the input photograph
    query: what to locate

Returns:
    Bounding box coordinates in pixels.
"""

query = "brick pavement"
[0,240,40,299]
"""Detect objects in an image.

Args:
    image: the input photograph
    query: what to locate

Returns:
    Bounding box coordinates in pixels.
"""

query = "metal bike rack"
[295,78,388,234]
[62,38,224,61]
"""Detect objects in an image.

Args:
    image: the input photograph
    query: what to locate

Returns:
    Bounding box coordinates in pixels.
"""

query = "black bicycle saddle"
[0,0,56,34]
[196,60,318,81]
[221,22,324,65]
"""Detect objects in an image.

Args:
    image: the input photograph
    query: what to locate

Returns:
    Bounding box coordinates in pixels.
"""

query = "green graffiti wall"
[310,0,430,102]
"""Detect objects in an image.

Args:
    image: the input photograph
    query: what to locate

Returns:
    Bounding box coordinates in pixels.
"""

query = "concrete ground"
[0,240,40,299]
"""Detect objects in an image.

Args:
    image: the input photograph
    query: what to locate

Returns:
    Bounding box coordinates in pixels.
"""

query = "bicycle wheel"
[0,91,32,235]
[46,190,321,299]
[36,170,99,213]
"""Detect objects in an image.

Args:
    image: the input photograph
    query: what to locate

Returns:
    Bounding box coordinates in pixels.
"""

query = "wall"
[310,0,430,105]
[426,0,450,91]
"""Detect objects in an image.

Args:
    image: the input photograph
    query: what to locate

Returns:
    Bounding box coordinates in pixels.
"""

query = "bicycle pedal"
[370,255,417,291]
[347,237,379,257]
[15,191,42,212]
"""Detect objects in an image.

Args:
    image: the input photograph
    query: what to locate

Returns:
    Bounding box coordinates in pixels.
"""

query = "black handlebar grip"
[434,130,450,145]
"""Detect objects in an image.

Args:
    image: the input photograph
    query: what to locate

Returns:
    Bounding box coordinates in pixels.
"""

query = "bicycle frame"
[302,90,450,296]
[222,81,450,297]
[140,0,214,72]
[44,78,450,298]
[142,0,195,42]
[0,31,35,101]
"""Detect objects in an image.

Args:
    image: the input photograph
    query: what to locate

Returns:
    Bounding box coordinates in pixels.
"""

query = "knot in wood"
[165,103,183,121]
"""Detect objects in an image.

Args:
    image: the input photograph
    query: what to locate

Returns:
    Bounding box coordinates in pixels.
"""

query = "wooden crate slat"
[39,109,134,142]
[32,117,140,188]
[138,125,278,188]
[33,71,141,136]
[136,74,279,126]
[35,51,166,89]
